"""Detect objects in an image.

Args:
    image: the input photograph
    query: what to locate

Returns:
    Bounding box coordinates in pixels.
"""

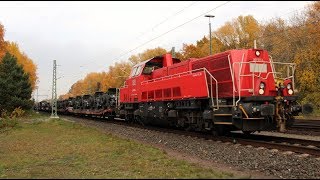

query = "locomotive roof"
[133,55,180,68]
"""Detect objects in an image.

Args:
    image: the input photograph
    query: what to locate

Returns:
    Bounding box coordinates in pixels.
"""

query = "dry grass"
[0,115,235,178]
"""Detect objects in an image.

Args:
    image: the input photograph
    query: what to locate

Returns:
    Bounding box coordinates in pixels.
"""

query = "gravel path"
[62,116,320,179]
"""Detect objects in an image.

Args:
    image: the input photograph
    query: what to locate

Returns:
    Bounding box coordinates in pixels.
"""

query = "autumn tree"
[0,52,33,111]
[0,23,5,59]
[128,47,167,65]
[258,2,320,110]
[293,2,320,108]
[0,23,38,90]
[214,15,261,50]
[103,61,132,89]
[180,36,224,59]
[64,79,86,98]
[5,42,38,90]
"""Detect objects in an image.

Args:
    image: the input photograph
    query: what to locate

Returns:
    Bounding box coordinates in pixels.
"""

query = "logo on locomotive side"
[192,72,202,77]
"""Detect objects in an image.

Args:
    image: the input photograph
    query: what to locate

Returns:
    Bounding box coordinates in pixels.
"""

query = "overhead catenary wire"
[79,1,199,68]
[114,1,311,63]
[136,1,199,40]
[111,1,231,63]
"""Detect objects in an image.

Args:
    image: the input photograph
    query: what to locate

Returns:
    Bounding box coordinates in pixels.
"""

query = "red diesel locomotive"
[119,48,302,134]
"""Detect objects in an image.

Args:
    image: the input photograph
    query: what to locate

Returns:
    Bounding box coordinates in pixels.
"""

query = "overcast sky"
[0,1,313,101]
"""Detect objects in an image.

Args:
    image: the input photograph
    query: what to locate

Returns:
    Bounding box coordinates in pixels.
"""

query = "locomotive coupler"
[275,96,286,132]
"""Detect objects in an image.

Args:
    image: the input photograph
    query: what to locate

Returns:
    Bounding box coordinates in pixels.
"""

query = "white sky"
[0,1,313,101]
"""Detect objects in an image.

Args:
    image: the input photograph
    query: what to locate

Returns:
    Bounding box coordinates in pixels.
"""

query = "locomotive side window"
[142,62,162,75]
[142,66,154,75]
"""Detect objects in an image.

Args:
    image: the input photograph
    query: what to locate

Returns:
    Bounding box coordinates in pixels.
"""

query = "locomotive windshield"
[130,65,143,77]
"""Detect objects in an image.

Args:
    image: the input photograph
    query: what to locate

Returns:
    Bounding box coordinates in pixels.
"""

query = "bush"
[0,107,23,129]
[0,117,17,129]
[10,107,25,118]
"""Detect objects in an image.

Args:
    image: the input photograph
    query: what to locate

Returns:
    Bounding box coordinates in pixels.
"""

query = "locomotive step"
[214,122,233,125]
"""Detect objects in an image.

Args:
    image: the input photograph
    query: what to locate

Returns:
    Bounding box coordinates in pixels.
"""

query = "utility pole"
[171,47,176,58]
[36,87,39,112]
[37,87,38,103]
[51,60,59,118]
[205,15,215,55]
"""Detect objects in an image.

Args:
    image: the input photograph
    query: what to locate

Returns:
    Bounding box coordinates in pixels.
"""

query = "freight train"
[37,48,311,135]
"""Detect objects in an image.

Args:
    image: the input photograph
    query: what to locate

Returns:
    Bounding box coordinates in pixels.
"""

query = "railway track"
[229,132,320,156]
[290,119,320,132]
[57,113,320,157]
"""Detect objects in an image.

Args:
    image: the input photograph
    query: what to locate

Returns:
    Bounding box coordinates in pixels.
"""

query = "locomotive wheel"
[125,115,134,124]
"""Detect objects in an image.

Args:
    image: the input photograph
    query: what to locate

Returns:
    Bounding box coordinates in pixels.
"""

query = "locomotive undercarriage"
[121,95,302,135]
[234,95,302,133]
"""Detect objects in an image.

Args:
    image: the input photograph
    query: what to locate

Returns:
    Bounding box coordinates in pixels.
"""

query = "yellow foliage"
[10,107,25,118]
[4,42,38,90]
[0,24,5,59]
[0,23,37,90]
[215,15,261,49]
[129,47,167,65]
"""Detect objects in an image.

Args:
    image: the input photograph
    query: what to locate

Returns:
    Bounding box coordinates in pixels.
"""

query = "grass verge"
[0,115,235,178]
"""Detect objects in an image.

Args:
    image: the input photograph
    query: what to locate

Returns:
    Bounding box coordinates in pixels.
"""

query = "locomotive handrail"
[228,53,245,107]
[237,53,246,106]
[202,68,219,111]
[140,68,219,110]
[231,60,296,106]
[233,62,295,79]
[141,68,202,84]
[141,68,211,84]
[115,88,120,107]
[228,55,236,107]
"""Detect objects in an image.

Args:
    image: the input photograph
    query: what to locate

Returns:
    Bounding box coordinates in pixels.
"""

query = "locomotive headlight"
[259,82,265,94]
[259,89,265,95]
[255,50,261,57]
[287,83,292,89]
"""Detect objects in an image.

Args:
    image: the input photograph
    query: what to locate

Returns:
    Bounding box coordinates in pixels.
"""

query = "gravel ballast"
[62,116,320,179]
